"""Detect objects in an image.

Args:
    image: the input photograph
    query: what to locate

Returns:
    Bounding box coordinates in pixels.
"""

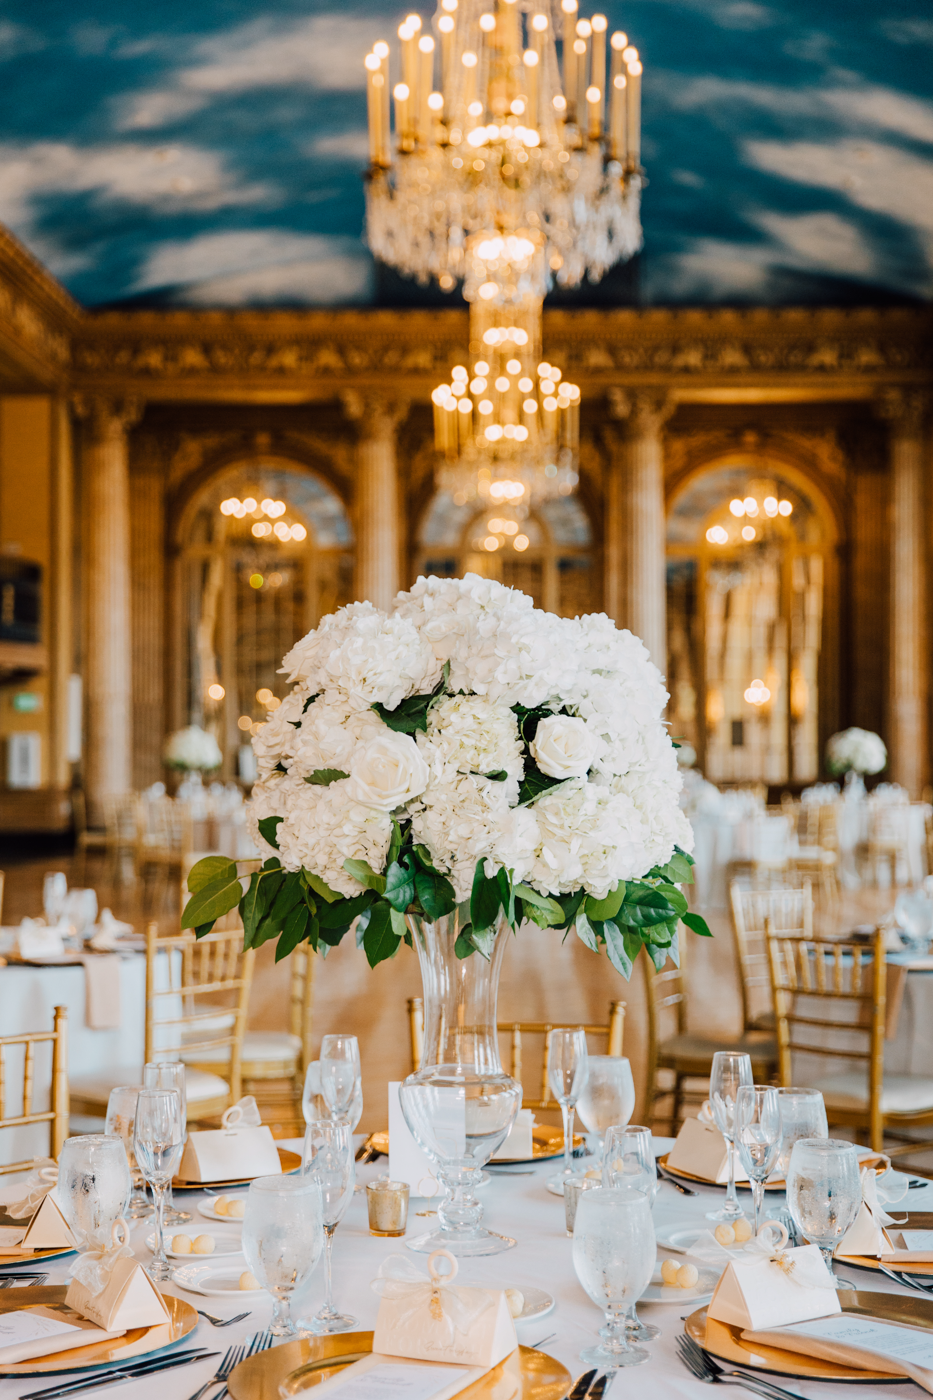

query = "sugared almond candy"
[661,1258,681,1285]
[714,1224,736,1246]
[172,1234,193,1254]
[505,1289,524,1318]
[193,1235,215,1255]
[584,1168,602,1181]
[677,1263,699,1289]
[227,1200,245,1219]
[213,1197,229,1216]
[732,1218,753,1243]
[239,1271,260,1291]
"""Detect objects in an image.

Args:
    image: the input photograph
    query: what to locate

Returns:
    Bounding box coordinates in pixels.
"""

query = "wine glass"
[895,888,933,954]
[603,1125,659,1342]
[572,1186,656,1368]
[243,1175,324,1338]
[776,1088,827,1176]
[575,1056,636,1155]
[319,1035,362,1123]
[300,1118,356,1333]
[706,1050,753,1222]
[42,872,67,926]
[57,1135,131,1250]
[547,1029,589,1193]
[734,1084,782,1234]
[786,1138,861,1286]
[143,1062,191,1224]
[105,1086,152,1220]
[133,1087,185,1280]
[304,1059,363,1132]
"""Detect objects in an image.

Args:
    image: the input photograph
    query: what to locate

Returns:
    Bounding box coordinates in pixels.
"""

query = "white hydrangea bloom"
[250,771,393,896]
[523,781,654,898]
[280,601,441,711]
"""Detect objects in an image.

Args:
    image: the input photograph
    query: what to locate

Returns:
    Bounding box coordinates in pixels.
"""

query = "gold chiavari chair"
[767,922,933,1157]
[644,940,777,1135]
[864,803,911,888]
[0,1006,69,1176]
[406,998,625,1111]
[789,804,841,916]
[70,923,255,1124]
[729,880,813,1034]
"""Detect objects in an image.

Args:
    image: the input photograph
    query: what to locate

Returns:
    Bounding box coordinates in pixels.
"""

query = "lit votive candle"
[366,1179,410,1237]
[564,1177,600,1236]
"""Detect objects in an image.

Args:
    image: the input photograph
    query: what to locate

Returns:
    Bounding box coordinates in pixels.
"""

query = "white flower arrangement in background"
[826,727,887,777]
[163,724,222,772]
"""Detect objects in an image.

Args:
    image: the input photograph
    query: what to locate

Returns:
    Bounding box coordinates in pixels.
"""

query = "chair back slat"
[730,881,812,1032]
[0,1006,69,1174]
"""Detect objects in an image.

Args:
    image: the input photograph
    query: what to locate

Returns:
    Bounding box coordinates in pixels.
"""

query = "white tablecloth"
[0,958,146,1165]
[2,1135,930,1400]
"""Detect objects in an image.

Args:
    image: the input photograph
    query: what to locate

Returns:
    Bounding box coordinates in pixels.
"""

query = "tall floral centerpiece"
[183,575,709,1253]
[826,727,886,799]
[164,725,223,774]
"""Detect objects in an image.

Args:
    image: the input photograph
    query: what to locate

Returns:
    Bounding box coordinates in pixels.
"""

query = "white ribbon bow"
[371,1249,493,1340]
[68,1218,134,1296]
[741,1221,836,1290]
[221,1096,262,1131]
[863,1167,908,1227]
[5,1162,58,1220]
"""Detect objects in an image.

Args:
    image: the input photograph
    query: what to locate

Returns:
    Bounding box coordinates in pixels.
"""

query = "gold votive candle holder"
[366,1178,410,1236]
[564,1177,600,1236]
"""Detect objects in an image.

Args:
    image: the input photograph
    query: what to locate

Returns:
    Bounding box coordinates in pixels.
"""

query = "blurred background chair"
[0,1006,69,1176]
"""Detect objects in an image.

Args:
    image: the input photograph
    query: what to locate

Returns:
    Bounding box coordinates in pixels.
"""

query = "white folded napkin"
[17,919,65,960]
[87,909,134,952]
[0,1308,126,1364]
[79,955,123,1030]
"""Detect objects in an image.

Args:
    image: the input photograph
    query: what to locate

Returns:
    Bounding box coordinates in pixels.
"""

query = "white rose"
[530,716,599,780]
[346,731,430,810]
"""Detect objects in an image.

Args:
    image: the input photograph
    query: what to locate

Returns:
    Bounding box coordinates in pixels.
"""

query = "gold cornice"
[0,225,81,386]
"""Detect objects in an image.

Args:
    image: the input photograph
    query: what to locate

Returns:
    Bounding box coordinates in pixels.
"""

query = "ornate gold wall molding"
[0,226,79,388]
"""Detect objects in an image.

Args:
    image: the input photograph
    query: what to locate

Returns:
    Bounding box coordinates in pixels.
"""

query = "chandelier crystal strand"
[363,0,644,293]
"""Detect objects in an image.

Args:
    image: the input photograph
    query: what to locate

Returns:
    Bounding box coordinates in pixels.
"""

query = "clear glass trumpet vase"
[399,909,521,1257]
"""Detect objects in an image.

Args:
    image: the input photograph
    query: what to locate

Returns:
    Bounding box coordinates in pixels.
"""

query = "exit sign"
[12,692,41,713]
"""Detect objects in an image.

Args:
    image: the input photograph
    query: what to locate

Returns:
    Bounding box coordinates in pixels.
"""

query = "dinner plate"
[0,1286,197,1375]
[145,1229,243,1259]
[172,1264,263,1297]
[513,1286,555,1322]
[172,1147,301,1190]
[643,1262,720,1304]
[658,1150,888,1193]
[227,1331,570,1400]
[0,1246,77,1267]
[361,1126,581,1169]
[685,1289,933,1382]
[197,1198,246,1223]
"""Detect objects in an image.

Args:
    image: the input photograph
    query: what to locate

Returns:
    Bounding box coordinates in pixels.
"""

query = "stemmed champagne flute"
[57,1135,131,1250]
[134,1087,185,1280]
[43,872,68,926]
[303,1059,364,1131]
[242,1175,324,1337]
[706,1050,753,1222]
[547,1029,589,1193]
[319,1036,362,1124]
[734,1084,782,1234]
[786,1138,861,1286]
[300,1118,356,1333]
[143,1062,190,1224]
[105,1086,152,1219]
[572,1187,656,1368]
[603,1125,659,1342]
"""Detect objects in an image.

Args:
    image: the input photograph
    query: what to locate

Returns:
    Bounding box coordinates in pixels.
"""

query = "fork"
[877,1263,933,1294]
[197,1309,252,1327]
[184,1341,247,1400]
[0,1272,48,1287]
[213,1329,273,1400]
[676,1334,801,1400]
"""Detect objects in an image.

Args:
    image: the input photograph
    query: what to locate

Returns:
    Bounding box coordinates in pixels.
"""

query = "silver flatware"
[213,1329,273,1400]
[658,1166,697,1196]
[185,1340,247,1400]
[197,1309,252,1327]
[877,1263,933,1294]
[587,1374,611,1400]
[567,1367,596,1400]
[528,1333,556,1350]
[676,1334,801,1400]
[20,1349,218,1400]
[487,1167,536,1175]
[0,1273,48,1286]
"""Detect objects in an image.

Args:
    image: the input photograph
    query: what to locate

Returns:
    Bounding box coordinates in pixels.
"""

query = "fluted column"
[342,392,409,610]
[878,388,929,796]
[75,396,142,818]
[605,389,675,669]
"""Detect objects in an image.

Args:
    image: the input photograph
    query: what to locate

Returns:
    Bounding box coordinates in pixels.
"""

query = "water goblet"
[143,1062,191,1224]
[786,1137,862,1286]
[603,1125,660,1341]
[243,1175,324,1338]
[572,1186,656,1368]
[57,1135,131,1250]
[300,1118,356,1333]
[706,1050,753,1222]
[319,1035,362,1123]
[575,1056,636,1155]
[734,1084,782,1234]
[546,1028,589,1193]
[133,1087,185,1281]
[776,1088,828,1176]
[105,1086,152,1219]
[42,872,68,926]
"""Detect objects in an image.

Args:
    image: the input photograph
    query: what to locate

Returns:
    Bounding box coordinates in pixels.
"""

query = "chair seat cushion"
[70,1066,231,1105]
[659,1033,776,1068]
[795,847,837,864]
[816,1071,933,1116]
[185,1032,301,1066]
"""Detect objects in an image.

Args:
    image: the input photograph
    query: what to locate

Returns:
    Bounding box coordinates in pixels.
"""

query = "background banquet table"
[2,1137,931,1400]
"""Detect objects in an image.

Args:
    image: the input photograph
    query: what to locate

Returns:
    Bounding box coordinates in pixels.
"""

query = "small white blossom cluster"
[163,725,222,772]
[826,727,887,777]
[247,574,693,901]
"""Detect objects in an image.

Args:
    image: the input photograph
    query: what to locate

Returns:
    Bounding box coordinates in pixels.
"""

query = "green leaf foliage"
[471,770,508,782]
[303,870,341,904]
[372,694,435,735]
[385,858,417,913]
[517,766,565,806]
[181,870,243,932]
[455,930,476,959]
[276,903,310,961]
[318,892,373,928]
[574,910,601,953]
[414,867,457,920]
[363,902,401,968]
[602,919,633,979]
[343,858,387,894]
[304,768,350,786]
[187,855,237,894]
[682,911,713,937]
[257,816,283,850]
[584,883,627,922]
[471,859,502,934]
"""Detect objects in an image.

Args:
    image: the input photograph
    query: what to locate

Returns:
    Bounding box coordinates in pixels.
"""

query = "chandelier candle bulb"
[625,58,642,167]
[523,49,539,129]
[418,35,435,142]
[590,15,607,128]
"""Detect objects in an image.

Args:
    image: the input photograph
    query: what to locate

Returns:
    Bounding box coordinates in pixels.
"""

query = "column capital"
[606,388,677,436]
[72,394,144,440]
[874,386,929,436]
[340,390,410,440]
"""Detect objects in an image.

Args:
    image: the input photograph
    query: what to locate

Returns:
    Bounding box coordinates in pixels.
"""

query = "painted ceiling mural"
[0,0,931,308]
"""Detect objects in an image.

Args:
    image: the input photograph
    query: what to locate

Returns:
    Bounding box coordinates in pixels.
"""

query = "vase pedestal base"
[405,1225,516,1256]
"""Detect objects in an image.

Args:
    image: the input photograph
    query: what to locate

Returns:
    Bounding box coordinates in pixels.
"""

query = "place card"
[491,1109,533,1161]
[0,1308,126,1365]
[743,1314,933,1389]
[303,1355,488,1400]
[707,1225,840,1331]
[665,1116,750,1184]
[881,1230,933,1263]
[177,1124,281,1183]
[0,1192,76,1255]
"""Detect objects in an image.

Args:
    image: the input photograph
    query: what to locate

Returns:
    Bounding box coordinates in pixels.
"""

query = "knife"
[587,1375,610,1400]
[658,1166,697,1196]
[20,1349,218,1400]
[567,1368,596,1400]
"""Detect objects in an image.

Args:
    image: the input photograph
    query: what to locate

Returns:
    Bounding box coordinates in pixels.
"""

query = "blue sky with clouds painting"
[0,0,931,307]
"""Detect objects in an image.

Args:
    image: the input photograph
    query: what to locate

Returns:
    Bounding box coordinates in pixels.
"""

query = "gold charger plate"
[686,1289,933,1383]
[0,1286,198,1375]
[228,1331,570,1400]
[837,1211,933,1277]
[659,1152,888,1193]
[364,1126,580,1167]
[173,1146,301,1190]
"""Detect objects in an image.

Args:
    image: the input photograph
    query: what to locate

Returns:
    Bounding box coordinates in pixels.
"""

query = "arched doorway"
[415,490,596,616]
[666,461,837,787]
[174,461,353,780]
